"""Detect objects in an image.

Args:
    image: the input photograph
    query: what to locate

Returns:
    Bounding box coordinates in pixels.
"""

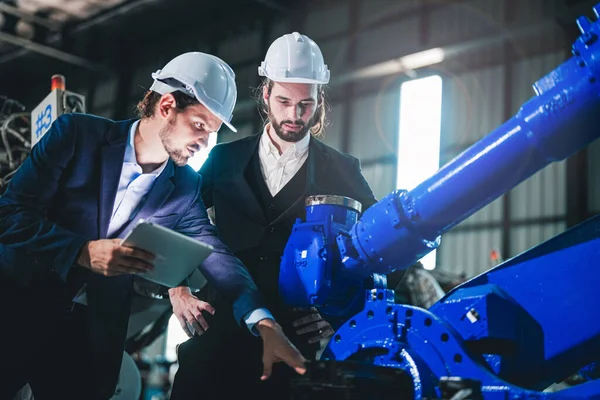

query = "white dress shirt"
[76,120,271,333]
[258,124,310,197]
[108,120,168,237]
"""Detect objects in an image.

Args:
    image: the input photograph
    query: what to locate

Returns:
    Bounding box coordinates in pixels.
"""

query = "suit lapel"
[231,134,268,225]
[98,121,131,238]
[270,138,330,225]
[123,161,175,234]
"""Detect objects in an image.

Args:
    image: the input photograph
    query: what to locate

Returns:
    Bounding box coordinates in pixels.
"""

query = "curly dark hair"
[135,90,199,118]
[254,79,328,137]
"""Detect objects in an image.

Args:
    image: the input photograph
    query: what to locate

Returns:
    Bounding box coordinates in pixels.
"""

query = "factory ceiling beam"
[0,2,61,30]
[0,31,112,74]
[0,0,161,68]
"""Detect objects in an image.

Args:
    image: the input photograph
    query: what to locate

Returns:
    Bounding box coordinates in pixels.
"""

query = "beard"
[159,116,189,167]
[268,109,317,144]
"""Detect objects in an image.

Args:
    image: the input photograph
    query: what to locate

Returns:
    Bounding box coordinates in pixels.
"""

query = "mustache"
[281,120,305,127]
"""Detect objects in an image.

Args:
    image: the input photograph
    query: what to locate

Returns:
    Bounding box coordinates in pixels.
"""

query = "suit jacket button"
[268,226,276,233]
[268,204,276,210]
[259,255,267,261]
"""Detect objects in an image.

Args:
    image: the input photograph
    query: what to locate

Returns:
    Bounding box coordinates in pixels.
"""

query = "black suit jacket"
[199,133,376,325]
[200,133,377,253]
[0,114,265,398]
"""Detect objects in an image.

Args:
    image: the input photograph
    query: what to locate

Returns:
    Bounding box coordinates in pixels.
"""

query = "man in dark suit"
[0,52,305,400]
[170,32,377,399]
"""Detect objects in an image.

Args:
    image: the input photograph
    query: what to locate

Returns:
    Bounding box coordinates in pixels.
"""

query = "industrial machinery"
[281,4,600,399]
[29,74,85,148]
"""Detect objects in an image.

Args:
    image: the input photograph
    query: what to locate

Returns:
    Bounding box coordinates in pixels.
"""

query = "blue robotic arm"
[282,4,600,399]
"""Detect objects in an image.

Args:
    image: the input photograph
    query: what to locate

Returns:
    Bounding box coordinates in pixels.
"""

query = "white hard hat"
[150,52,238,132]
[258,32,330,84]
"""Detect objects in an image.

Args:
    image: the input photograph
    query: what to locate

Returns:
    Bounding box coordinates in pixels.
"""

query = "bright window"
[396,75,443,270]
[187,131,218,172]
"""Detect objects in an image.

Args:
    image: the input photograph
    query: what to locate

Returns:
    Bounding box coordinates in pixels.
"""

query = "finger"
[292,313,321,327]
[261,355,274,381]
[177,315,193,338]
[281,346,307,375]
[193,313,210,332]
[189,319,205,336]
[198,301,216,315]
[183,311,203,336]
[119,245,156,262]
[114,263,147,275]
[296,320,330,335]
[103,264,136,276]
[119,256,154,272]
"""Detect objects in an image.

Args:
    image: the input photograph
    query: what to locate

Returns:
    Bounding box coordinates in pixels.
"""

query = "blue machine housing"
[279,195,387,318]
[280,3,600,399]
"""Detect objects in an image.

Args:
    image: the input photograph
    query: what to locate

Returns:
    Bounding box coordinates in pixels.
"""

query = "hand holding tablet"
[120,219,212,288]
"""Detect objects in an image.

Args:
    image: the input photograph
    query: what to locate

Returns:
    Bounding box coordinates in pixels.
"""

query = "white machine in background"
[29,74,85,147]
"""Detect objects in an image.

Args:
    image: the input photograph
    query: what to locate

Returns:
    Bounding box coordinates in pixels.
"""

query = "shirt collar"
[125,119,168,176]
[260,123,310,158]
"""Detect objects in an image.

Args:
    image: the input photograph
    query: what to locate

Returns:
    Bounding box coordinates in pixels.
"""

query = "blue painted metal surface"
[279,4,600,399]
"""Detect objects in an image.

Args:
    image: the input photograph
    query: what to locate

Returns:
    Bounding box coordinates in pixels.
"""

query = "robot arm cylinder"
[339,32,600,278]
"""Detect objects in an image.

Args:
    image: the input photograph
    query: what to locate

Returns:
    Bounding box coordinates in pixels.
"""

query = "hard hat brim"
[150,76,237,133]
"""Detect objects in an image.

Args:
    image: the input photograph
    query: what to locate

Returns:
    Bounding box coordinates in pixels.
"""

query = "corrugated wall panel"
[357,0,421,28]
[320,103,345,151]
[218,30,261,65]
[510,161,566,220]
[360,162,396,201]
[305,2,349,40]
[318,36,350,75]
[347,91,398,161]
[354,16,421,69]
[509,222,566,258]
[441,65,505,226]
[438,228,503,278]
[441,65,505,159]
[429,0,506,48]
[509,51,568,221]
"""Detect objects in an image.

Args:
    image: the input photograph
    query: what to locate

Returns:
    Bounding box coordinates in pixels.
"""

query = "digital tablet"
[120,220,212,288]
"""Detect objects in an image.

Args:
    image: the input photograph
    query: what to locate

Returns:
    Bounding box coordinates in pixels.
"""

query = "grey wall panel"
[441,65,505,162]
[354,16,421,69]
[235,64,261,102]
[357,0,420,28]
[511,51,566,114]
[440,65,505,227]
[510,161,566,220]
[318,37,350,75]
[305,2,349,40]
[460,197,504,226]
[437,228,503,278]
[590,140,600,214]
[359,162,395,201]
[509,222,566,258]
[429,0,506,48]
[320,102,345,151]
[218,30,261,65]
[509,51,568,220]
[347,91,398,161]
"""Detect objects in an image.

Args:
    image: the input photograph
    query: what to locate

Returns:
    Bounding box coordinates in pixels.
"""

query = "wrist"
[77,241,92,269]
[168,286,192,298]
[256,318,281,335]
